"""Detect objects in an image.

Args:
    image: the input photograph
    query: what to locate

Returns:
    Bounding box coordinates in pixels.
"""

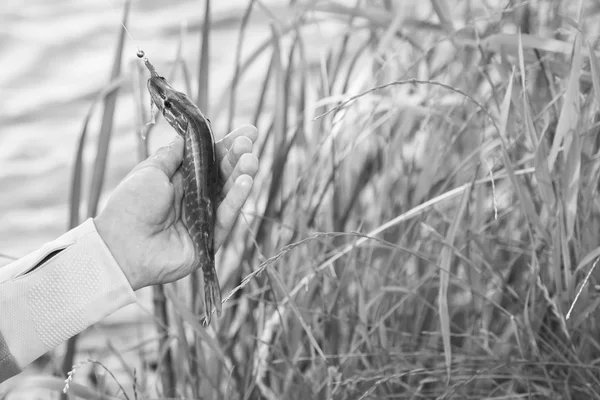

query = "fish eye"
[164,100,172,109]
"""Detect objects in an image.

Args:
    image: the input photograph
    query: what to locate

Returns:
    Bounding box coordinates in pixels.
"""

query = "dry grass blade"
[516,32,556,210]
[326,1,359,92]
[481,33,574,56]
[375,6,404,57]
[252,51,275,127]
[196,0,211,111]
[245,23,286,260]
[430,0,454,33]
[561,33,582,239]
[152,283,175,397]
[68,76,128,229]
[571,296,600,329]
[566,258,600,320]
[496,68,548,241]
[175,22,193,96]
[267,266,327,362]
[563,120,582,241]
[548,33,581,171]
[438,187,469,382]
[575,246,600,273]
[69,101,92,229]
[588,40,600,110]
[213,19,306,119]
[516,30,537,146]
[534,130,555,210]
[228,0,256,132]
[164,286,230,368]
[86,0,130,218]
[552,221,563,294]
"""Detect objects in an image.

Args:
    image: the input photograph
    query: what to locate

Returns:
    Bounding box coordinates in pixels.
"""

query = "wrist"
[93,215,143,291]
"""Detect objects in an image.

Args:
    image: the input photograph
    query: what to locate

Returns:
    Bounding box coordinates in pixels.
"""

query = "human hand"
[94,125,259,291]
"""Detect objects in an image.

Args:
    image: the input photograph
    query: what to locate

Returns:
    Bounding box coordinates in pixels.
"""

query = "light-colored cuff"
[0,218,136,376]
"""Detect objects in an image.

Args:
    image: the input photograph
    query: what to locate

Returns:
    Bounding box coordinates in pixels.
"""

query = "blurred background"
[4,0,600,399]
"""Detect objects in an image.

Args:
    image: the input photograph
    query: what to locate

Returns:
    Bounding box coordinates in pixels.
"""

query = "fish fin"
[203,268,222,325]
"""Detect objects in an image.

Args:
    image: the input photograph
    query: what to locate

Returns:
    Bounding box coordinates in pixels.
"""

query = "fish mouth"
[146,79,167,108]
[144,58,172,110]
[144,58,160,79]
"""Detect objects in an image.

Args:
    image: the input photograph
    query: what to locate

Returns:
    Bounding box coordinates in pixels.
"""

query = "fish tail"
[203,265,222,325]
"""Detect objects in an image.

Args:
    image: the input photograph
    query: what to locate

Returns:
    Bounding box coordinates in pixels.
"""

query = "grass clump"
[11,0,600,399]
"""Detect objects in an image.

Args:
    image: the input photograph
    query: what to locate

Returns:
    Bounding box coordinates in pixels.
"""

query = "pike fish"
[144,58,222,324]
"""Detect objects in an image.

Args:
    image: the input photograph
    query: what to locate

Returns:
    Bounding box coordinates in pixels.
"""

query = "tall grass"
[9,0,600,399]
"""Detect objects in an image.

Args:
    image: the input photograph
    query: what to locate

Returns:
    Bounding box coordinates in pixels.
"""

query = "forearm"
[0,219,135,383]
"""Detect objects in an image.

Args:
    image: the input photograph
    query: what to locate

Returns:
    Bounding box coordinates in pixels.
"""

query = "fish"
[144,57,222,324]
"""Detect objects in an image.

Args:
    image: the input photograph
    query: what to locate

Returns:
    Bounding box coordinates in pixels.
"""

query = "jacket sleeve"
[0,219,136,383]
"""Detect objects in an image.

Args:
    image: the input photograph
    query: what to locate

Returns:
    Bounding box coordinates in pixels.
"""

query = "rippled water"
[0,0,273,261]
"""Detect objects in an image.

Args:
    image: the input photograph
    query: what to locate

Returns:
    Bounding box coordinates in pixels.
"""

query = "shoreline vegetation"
[3,0,600,398]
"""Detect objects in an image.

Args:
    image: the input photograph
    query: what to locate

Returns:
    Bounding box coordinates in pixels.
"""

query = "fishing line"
[104,0,145,58]
[103,0,156,135]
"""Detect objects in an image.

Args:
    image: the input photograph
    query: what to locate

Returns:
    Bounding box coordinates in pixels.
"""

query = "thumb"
[144,135,184,177]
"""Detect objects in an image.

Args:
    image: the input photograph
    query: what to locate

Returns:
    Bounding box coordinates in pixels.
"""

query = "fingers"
[221,152,258,195]
[218,135,256,183]
[214,174,253,249]
[140,135,184,178]
[215,124,258,161]
[171,170,185,221]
